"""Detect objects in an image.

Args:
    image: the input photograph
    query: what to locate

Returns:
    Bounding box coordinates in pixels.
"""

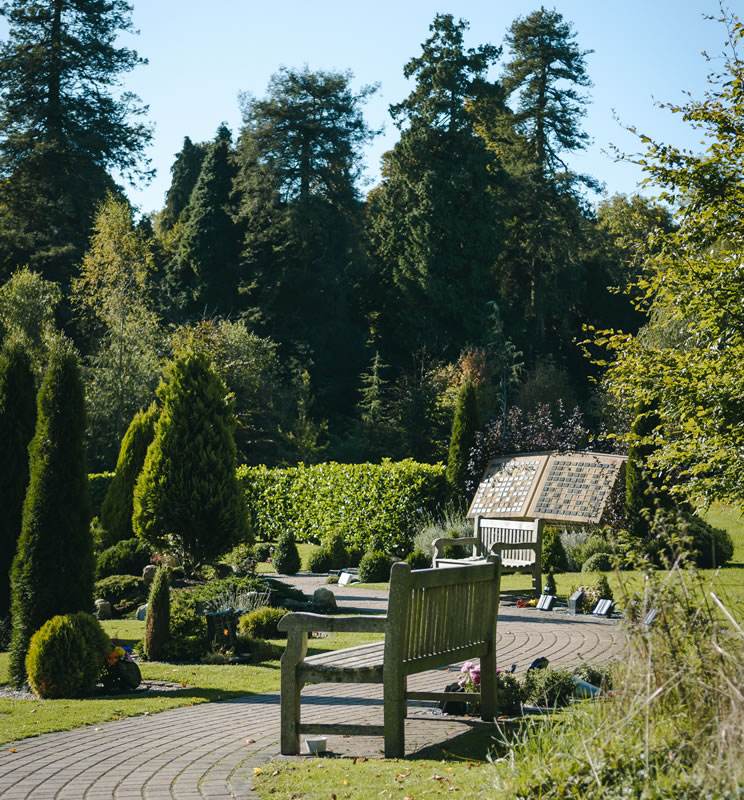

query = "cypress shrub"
[9,338,95,688]
[144,567,170,661]
[273,530,301,576]
[541,527,569,573]
[100,403,158,548]
[133,352,250,572]
[446,379,479,505]
[0,341,36,619]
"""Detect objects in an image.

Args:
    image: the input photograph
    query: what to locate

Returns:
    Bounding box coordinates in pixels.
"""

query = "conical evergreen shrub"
[0,341,36,618]
[446,380,479,506]
[9,337,95,687]
[132,352,250,571]
[273,530,301,575]
[144,567,170,661]
[100,403,158,549]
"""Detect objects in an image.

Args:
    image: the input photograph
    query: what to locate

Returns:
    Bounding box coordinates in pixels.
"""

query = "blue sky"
[15,1,733,214]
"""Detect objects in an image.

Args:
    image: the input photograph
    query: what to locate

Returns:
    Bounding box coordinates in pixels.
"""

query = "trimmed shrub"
[359,551,392,583]
[133,352,250,571]
[406,550,431,570]
[100,403,158,548]
[683,515,734,569]
[581,552,615,573]
[94,575,146,613]
[544,568,557,596]
[496,671,524,716]
[237,606,288,639]
[273,530,301,575]
[144,567,170,661]
[307,547,333,574]
[0,341,36,619]
[238,460,448,555]
[9,337,95,688]
[26,612,111,698]
[325,531,349,569]
[594,574,613,602]
[161,591,205,662]
[522,667,575,708]
[254,542,273,562]
[446,379,479,505]
[96,537,152,579]
[541,526,569,573]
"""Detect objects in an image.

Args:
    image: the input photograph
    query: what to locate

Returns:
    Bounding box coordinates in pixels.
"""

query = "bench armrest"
[278,612,388,634]
[432,536,479,558]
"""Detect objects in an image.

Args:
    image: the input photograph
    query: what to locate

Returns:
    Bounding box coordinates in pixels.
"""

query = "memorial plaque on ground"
[467,451,626,524]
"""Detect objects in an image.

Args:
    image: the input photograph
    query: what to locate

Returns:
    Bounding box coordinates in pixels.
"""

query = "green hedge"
[88,472,115,519]
[238,460,448,554]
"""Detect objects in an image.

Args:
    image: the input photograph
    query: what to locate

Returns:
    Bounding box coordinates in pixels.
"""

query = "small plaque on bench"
[568,590,583,615]
[537,594,555,611]
[592,598,613,617]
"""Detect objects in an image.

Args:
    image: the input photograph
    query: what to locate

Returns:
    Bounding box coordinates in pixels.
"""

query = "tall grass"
[489,560,744,798]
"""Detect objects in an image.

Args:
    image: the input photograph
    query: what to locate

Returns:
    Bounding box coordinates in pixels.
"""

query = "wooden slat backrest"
[384,561,499,673]
[478,518,539,563]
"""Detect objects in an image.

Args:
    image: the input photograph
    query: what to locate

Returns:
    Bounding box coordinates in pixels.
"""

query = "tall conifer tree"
[0,0,152,288]
[446,379,480,505]
[9,337,94,687]
[0,342,36,618]
[158,137,207,232]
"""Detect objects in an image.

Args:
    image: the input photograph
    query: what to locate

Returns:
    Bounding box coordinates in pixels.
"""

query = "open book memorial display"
[468,451,627,525]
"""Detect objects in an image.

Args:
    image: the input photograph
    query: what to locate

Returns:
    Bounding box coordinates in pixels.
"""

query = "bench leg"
[479,651,497,721]
[383,675,407,758]
[280,631,308,755]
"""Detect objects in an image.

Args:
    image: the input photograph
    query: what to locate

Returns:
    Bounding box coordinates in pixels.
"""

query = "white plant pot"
[305,736,327,755]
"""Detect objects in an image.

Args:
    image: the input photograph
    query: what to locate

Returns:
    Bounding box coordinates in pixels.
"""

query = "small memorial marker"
[537,594,555,611]
[568,590,584,615]
[592,598,613,617]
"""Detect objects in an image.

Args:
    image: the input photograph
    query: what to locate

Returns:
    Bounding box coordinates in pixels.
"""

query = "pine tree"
[9,337,95,687]
[0,342,36,618]
[0,0,152,288]
[158,137,207,232]
[237,67,376,421]
[446,380,480,505]
[368,14,504,366]
[144,567,170,661]
[132,352,250,571]
[100,403,158,549]
[170,125,240,318]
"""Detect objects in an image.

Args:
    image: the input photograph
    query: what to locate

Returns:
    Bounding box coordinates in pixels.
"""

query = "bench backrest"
[476,517,543,566]
[384,560,501,676]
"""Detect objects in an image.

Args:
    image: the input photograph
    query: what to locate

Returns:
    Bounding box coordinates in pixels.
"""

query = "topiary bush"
[273,530,301,575]
[581,552,615,573]
[307,546,333,574]
[144,567,170,661]
[26,612,111,698]
[541,526,569,573]
[522,667,575,708]
[594,574,613,602]
[496,671,524,716]
[359,551,392,583]
[683,515,734,568]
[94,574,146,614]
[237,606,288,639]
[406,549,431,570]
[96,537,152,579]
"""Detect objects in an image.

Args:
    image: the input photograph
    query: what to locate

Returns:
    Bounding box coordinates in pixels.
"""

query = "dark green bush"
[581,552,615,573]
[544,568,557,596]
[307,547,333,574]
[96,537,152,579]
[26,612,111,698]
[253,542,273,562]
[359,551,392,583]
[541,526,569,573]
[573,663,613,691]
[273,530,301,575]
[683,515,734,568]
[405,549,431,570]
[161,591,206,662]
[94,574,146,613]
[88,472,115,522]
[594,574,613,602]
[522,667,575,708]
[238,460,448,554]
[496,671,524,716]
[325,531,349,569]
[237,606,288,639]
[144,567,170,661]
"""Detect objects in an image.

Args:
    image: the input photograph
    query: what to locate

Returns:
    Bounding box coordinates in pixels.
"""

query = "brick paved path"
[0,576,627,799]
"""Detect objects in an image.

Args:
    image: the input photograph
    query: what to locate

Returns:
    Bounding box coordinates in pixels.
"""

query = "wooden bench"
[432,517,544,595]
[278,559,501,758]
